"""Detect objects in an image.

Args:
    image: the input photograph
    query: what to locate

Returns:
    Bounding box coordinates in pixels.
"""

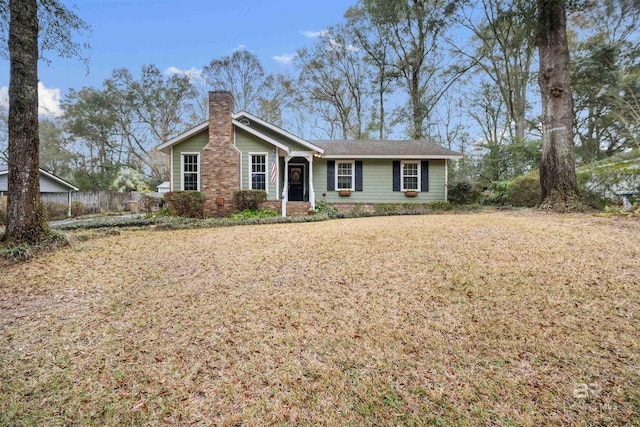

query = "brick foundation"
[201,91,240,217]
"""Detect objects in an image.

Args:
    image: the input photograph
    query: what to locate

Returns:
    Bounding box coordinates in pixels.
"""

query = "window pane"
[404,176,418,190]
[252,173,266,190]
[337,176,352,189]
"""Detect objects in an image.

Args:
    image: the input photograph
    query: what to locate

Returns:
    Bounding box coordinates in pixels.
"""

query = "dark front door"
[288,165,304,201]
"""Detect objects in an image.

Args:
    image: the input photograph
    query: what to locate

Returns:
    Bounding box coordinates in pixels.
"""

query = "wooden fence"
[41,191,144,214]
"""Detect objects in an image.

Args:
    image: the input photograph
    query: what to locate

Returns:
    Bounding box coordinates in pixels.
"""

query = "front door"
[288,165,305,201]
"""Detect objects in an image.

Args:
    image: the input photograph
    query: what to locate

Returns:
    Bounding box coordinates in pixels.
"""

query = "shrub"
[506,172,541,207]
[71,201,87,217]
[140,194,163,214]
[426,201,454,211]
[483,181,509,205]
[315,199,339,216]
[0,205,5,226]
[373,203,399,213]
[233,190,267,211]
[229,208,280,219]
[448,181,482,205]
[44,202,69,220]
[164,191,205,218]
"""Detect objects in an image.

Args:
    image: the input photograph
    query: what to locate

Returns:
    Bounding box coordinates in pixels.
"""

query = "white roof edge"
[39,169,79,191]
[322,154,464,160]
[233,111,324,154]
[157,121,208,152]
[233,120,291,153]
[0,168,78,191]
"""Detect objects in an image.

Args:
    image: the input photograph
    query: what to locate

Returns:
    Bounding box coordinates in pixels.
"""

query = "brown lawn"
[0,211,639,426]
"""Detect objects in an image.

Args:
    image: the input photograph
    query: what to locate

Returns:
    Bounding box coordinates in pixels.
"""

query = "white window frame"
[335,160,355,191]
[181,152,200,191]
[401,160,420,192]
[249,152,269,193]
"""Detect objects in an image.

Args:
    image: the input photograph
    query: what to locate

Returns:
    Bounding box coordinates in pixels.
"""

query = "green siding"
[312,159,446,203]
[171,130,208,191]
[235,128,278,199]
[249,122,315,153]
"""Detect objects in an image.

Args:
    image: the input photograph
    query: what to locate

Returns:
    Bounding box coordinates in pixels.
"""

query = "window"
[336,161,354,190]
[401,161,420,191]
[182,153,199,191]
[250,153,267,191]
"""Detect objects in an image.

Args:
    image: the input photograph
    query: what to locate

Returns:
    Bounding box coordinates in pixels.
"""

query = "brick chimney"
[201,91,239,216]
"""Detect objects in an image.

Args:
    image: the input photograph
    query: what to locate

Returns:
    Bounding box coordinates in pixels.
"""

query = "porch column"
[282,156,290,217]
[308,155,315,210]
[67,191,72,217]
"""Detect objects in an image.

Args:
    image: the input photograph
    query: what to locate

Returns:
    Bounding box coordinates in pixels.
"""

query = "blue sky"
[0,0,353,115]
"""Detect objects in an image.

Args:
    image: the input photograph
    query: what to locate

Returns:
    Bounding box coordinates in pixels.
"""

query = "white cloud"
[232,44,247,52]
[273,53,296,65]
[0,83,62,117]
[300,29,327,38]
[164,66,203,82]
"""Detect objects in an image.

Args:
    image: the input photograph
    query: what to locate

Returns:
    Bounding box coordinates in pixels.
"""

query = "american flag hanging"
[270,152,277,183]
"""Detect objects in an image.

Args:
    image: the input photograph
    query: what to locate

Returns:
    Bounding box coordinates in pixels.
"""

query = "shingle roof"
[311,139,461,157]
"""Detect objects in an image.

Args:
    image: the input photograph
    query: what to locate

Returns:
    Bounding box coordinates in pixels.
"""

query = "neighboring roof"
[312,140,463,159]
[0,165,79,191]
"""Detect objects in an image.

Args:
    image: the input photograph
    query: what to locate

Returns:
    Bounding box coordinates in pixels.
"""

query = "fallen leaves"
[0,212,638,425]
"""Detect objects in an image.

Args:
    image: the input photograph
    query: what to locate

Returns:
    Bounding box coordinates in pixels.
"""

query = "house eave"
[233,111,325,154]
[232,120,291,153]
[321,154,464,160]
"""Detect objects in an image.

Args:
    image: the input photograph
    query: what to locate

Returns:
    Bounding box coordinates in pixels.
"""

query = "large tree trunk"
[4,0,49,244]
[536,0,583,210]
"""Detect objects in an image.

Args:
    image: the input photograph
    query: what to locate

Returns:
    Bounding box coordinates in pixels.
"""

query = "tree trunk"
[4,0,49,244]
[536,0,582,210]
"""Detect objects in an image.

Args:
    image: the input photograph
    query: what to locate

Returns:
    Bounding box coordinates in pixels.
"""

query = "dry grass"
[0,211,639,426]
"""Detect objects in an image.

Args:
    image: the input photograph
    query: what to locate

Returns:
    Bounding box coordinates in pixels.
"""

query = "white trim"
[287,161,307,202]
[323,154,462,160]
[401,160,420,192]
[275,148,280,200]
[233,119,291,153]
[335,160,355,191]
[248,152,269,193]
[444,159,448,201]
[170,148,174,191]
[234,131,242,189]
[180,152,201,191]
[233,111,325,154]
[157,121,208,153]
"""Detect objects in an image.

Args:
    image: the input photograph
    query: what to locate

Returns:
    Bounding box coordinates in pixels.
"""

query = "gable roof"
[157,121,208,154]
[0,165,79,191]
[312,140,462,159]
[233,111,325,154]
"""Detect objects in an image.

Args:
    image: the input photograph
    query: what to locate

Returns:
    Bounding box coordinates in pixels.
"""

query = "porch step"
[286,201,311,217]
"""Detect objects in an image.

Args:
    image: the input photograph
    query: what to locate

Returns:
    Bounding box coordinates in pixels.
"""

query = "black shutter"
[392,161,401,191]
[421,161,429,192]
[355,161,363,191]
[327,160,335,191]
